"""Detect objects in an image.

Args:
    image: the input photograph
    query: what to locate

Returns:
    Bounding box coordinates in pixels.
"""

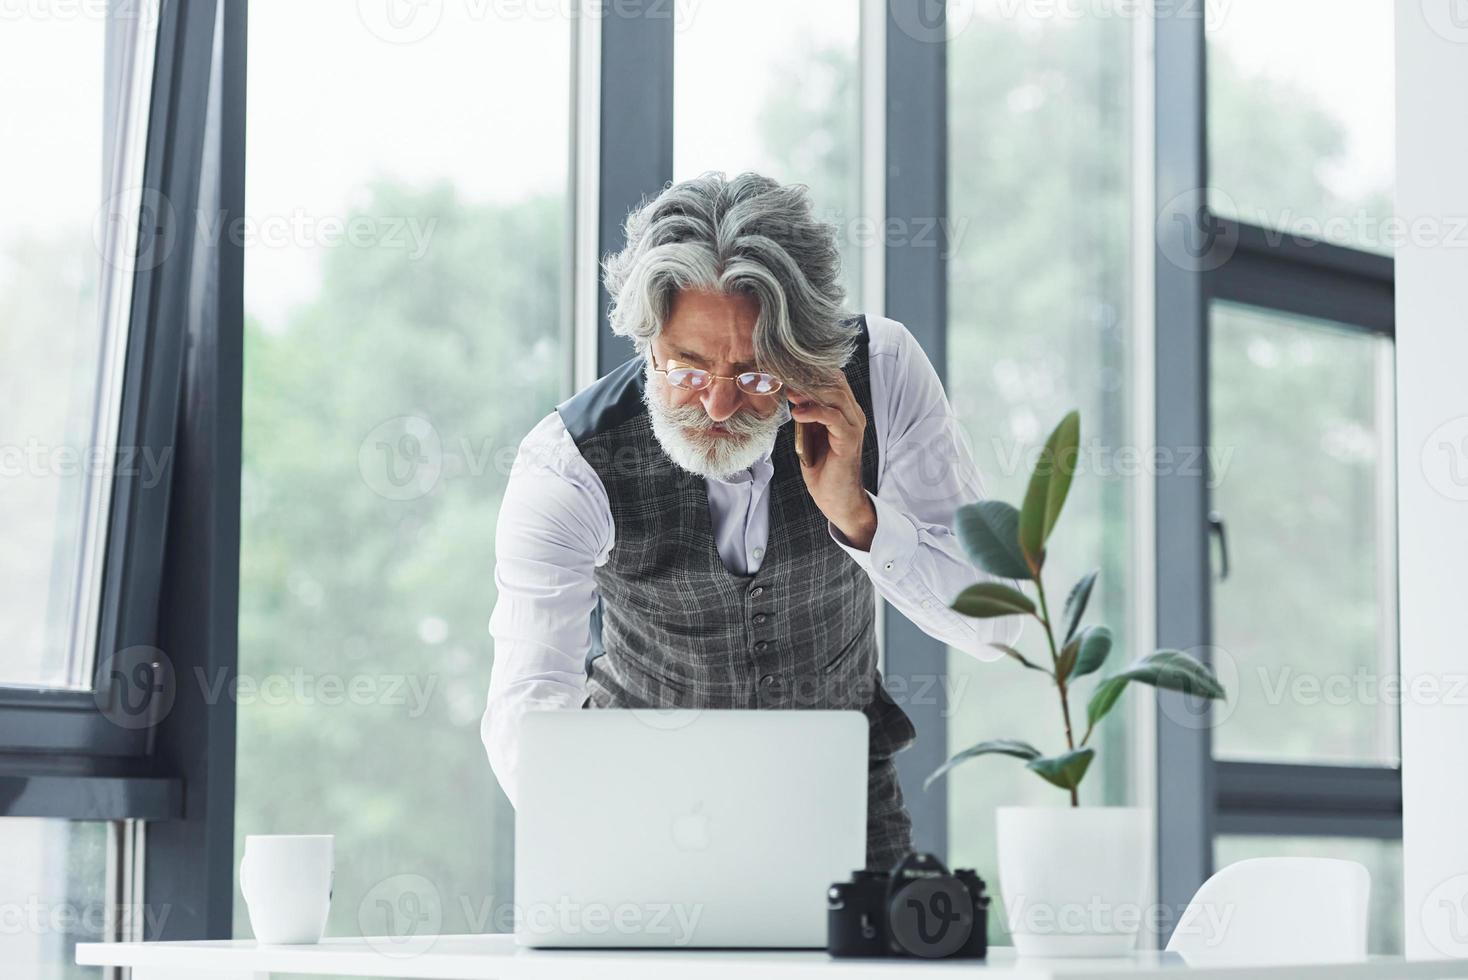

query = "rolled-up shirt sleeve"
[828,318,1024,660]
[482,411,610,806]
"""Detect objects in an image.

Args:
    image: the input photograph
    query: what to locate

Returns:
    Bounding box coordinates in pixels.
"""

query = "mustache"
[655,398,778,439]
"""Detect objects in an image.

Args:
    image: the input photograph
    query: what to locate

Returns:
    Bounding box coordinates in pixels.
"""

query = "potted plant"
[928,410,1226,957]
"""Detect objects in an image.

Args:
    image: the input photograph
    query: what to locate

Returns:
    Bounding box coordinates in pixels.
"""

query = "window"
[0,819,111,979]
[0,10,156,690]
[1206,0,1395,253]
[945,5,1137,942]
[673,0,863,302]
[1210,304,1397,765]
[237,3,571,939]
[1150,0,1401,937]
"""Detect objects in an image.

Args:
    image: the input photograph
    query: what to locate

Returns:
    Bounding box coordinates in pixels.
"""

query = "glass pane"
[673,0,862,302]
[0,11,151,689]
[1210,304,1396,765]
[237,4,570,941]
[1214,835,1402,954]
[1207,0,1395,253]
[0,819,110,979]
[945,6,1136,945]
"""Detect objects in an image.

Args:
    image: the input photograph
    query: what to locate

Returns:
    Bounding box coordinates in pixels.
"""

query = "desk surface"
[75,933,1468,979]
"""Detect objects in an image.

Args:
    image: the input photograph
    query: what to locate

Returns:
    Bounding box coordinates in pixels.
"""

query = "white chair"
[1165,857,1371,961]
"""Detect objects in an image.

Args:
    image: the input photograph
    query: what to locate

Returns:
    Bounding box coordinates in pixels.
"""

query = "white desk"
[76,934,1468,979]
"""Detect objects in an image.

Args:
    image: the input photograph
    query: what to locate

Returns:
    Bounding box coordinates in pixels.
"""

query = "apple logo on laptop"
[671,801,710,852]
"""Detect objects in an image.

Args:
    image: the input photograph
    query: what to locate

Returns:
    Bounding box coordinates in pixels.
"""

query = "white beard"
[642,368,786,481]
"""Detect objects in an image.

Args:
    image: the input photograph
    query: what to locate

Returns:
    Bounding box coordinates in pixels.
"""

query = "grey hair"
[601,171,854,390]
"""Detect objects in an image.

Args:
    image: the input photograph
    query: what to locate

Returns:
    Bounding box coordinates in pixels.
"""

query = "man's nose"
[701,379,743,423]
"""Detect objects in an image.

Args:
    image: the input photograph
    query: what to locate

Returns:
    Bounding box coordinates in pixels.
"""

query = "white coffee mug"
[240,834,334,945]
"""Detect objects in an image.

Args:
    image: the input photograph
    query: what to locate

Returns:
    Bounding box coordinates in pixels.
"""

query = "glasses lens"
[737,373,781,395]
[666,367,710,390]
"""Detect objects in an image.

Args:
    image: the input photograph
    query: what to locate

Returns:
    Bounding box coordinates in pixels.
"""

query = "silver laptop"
[514,708,868,948]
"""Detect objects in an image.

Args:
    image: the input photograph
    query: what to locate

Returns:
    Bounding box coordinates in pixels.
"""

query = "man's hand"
[788,373,877,551]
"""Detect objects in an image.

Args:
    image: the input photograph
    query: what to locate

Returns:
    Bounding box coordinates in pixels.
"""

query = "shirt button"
[753,613,768,626]
[755,640,769,652]
[883,560,894,572]
[752,546,764,559]
[750,586,764,599]
[920,599,932,610]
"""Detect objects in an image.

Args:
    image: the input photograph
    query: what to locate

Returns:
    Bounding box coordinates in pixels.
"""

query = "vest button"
[754,640,769,652]
[749,586,764,599]
[753,613,768,626]
[760,674,777,687]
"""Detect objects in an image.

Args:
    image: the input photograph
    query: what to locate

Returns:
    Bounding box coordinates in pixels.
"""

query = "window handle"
[1208,510,1230,581]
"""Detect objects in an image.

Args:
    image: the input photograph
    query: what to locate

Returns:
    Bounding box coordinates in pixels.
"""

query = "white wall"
[1395,2,1468,959]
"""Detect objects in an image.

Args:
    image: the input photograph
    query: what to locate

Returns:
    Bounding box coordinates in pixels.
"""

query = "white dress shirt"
[483,314,1019,804]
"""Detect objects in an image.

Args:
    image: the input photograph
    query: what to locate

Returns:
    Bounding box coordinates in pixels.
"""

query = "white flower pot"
[996,805,1152,957]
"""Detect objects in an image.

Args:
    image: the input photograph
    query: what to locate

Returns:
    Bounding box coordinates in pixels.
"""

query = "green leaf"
[1084,649,1226,739]
[952,582,1036,619]
[1071,625,1113,679]
[1062,569,1099,643]
[925,738,1042,791]
[1086,675,1130,733]
[1056,635,1079,682]
[990,643,1050,674]
[1017,411,1081,567]
[1026,747,1095,791]
[954,500,1033,580]
[1124,650,1227,700]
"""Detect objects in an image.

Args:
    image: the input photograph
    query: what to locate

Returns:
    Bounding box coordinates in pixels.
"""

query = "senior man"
[483,171,1017,869]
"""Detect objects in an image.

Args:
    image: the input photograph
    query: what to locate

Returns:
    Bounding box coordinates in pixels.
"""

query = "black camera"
[827,852,989,959]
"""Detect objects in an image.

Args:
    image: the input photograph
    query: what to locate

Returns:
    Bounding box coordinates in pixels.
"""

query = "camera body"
[827,852,989,959]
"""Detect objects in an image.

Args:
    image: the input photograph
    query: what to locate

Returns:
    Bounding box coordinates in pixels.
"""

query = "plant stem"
[1032,568,1080,807]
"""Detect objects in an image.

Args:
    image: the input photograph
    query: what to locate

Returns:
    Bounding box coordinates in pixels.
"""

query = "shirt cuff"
[828,489,920,580]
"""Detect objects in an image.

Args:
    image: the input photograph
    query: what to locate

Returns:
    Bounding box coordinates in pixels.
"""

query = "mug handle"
[239,853,252,903]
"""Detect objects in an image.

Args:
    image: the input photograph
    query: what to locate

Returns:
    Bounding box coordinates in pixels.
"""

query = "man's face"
[642,288,788,480]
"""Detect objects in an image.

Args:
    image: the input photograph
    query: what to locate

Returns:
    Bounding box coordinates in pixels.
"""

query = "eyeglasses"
[649,352,785,396]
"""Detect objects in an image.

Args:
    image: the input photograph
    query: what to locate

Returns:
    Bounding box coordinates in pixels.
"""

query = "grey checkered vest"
[555,315,916,765]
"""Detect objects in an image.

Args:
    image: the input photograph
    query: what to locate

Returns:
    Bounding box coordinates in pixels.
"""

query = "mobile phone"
[794,420,807,460]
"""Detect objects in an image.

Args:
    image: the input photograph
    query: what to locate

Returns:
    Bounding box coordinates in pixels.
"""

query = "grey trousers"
[867,753,914,872]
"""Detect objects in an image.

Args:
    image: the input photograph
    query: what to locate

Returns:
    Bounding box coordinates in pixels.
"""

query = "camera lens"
[886,877,974,959]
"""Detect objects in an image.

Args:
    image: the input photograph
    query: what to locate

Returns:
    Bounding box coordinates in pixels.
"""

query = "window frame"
[1153,0,1401,945]
[0,0,245,944]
